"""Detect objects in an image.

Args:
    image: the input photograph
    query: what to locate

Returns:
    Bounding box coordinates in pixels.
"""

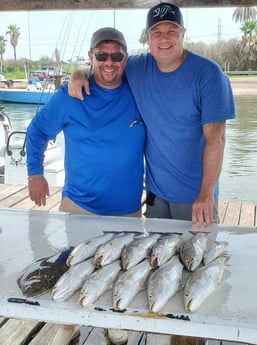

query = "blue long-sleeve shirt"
[26,78,145,215]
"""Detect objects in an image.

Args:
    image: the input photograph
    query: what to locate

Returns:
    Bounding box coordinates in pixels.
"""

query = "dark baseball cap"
[146,3,184,31]
[90,27,127,53]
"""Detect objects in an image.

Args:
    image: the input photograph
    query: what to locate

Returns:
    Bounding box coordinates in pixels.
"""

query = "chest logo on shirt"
[129,119,143,127]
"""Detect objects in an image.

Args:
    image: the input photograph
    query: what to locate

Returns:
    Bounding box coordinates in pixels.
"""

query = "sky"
[0,7,243,61]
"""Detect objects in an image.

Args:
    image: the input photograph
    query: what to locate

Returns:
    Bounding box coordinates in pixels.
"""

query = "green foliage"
[139,28,147,46]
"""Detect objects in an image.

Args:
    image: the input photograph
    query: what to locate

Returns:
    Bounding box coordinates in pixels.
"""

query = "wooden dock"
[0,184,256,345]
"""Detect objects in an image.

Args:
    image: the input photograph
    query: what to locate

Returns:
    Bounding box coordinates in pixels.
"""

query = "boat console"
[0,106,64,186]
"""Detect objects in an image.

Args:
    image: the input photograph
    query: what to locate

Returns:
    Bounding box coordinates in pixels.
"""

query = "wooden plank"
[146,333,172,344]
[0,186,28,208]
[83,327,108,345]
[218,201,228,224]
[239,202,256,227]
[29,323,60,345]
[127,331,146,345]
[0,319,42,345]
[0,185,26,203]
[221,202,241,226]
[170,335,205,345]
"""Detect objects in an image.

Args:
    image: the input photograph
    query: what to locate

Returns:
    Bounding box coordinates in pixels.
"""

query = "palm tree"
[0,36,7,74]
[233,6,257,23]
[0,35,7,73]
[240,20,257,69]
[6,24,20,61]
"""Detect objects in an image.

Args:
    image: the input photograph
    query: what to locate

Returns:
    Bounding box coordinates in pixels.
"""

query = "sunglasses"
[94,52,125,62]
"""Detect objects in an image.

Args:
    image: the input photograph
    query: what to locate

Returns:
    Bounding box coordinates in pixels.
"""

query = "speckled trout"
[179,233,208,271]
[78,260,121,307]
[148,255,184,313]
[203,241,228,265]
[150,233,181,268]
[93,232,137,268]
[66,232,116,266]
[51,258,95,302]
[184,256,228,312]
[113,258,153,311]
[121,233,160,270]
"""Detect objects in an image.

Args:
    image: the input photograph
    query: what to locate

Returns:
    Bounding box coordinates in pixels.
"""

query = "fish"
[121,233,160,270]
[184,256,228,312]
[17,247,74,297]
[93,232,137,268]
[203,241,228,265]
[78,260,121,307]
[147,255,184,313]
[66,232,117,266]
[51,258,95,302]
[113,258,153,311]
[150,233,181,268]
[179,233,208,271]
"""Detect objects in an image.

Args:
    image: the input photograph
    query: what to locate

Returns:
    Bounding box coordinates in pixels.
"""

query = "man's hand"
[192,194,214,227]
[28,175,50,206]
[68,70,90,100]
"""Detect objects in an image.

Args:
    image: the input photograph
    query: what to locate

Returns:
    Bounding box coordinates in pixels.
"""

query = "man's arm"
[28,174,50,206]
[192,121,226,227]
[68,69,90,99]
[26,120,51,207]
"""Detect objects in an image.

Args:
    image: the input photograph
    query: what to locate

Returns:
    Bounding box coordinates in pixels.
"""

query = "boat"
[0,77,55,104]
[0,88,54,105]
[0,105,64,186]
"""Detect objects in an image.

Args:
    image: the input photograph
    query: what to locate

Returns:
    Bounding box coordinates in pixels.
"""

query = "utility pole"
[217,17,221,43]
[113,9,116,28]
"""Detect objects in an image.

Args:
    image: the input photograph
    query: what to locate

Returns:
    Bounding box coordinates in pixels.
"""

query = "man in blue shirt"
[69,3,235,227]
[27,27,145,217]
[27,27,145,345]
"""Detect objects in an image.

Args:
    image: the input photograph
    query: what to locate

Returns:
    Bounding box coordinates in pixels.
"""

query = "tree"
[139,28,147,46]
[6,24,20,61]
[240,20,257,69]
[233,6,257,23]
[0,35,7,72]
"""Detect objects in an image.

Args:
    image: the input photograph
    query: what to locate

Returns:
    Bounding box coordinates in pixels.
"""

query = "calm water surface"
[1,95,257,202]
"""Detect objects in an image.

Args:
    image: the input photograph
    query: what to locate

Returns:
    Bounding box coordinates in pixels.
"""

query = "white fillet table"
[0,207,256,344]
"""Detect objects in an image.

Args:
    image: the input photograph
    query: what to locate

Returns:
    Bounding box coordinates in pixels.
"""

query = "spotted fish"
[66,232,116,266]
[17,247,74,297]
[121,233,160,270]
[179,233,208,271]
[150,233,181,268]
[51,258,95,302]
[184,256,228,312]
[113,258,153,311]
[148,255,184,313]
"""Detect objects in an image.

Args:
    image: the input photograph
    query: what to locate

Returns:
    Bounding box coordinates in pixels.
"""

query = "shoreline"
[229,76,257,96]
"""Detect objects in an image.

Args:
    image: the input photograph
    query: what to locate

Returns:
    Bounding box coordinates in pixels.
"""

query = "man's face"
[89,41,128,89]
[147,22,185,70]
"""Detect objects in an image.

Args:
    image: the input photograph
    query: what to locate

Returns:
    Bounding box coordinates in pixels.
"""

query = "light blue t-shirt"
[26,78,145,215]
[126,51,235,203]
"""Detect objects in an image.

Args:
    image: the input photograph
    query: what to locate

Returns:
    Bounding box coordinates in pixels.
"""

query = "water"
[220,95,257,202]
[1,96,257,202]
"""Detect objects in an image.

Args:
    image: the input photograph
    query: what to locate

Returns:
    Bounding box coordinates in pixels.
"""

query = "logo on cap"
[146,3,184,30]
[152,5,176,19]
